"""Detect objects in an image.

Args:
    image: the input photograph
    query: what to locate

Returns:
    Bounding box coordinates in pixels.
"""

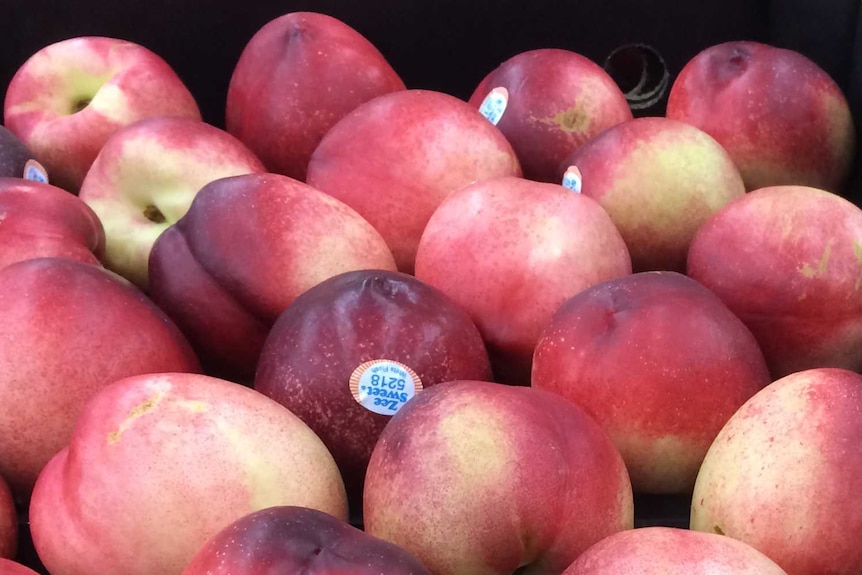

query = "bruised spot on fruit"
[799,240,833,279]
[543,107,589,134]
[714,524,725,535]
[143,205,166,224]
[107,391,165,444]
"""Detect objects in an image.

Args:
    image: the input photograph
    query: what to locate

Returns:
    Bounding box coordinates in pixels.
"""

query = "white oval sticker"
[23,159,49,184]
[349,359,422,416]
[478,86,509,126]
[562,165,583,193]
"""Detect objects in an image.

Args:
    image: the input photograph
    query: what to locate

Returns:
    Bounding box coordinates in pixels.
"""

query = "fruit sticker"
[23,159,48,184]
[562,165,582,193]
[478,87,509,126]
[349,359,422,416]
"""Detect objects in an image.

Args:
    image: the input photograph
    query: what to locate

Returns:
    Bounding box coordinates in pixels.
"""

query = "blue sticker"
[23,160,49,184]
[562,166,582,193]
[478,87,509,126]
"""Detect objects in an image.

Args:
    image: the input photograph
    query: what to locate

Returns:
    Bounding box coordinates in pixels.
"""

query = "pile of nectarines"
[0,9,859,575]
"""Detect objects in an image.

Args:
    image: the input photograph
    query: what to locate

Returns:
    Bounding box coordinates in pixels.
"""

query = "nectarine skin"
[468,48,633,183]
[687,185,862,378]
[364,380,634,575]
[0,559,40,575]
[691,368,862,575]
[149,173,397,383]
[29,372,348,575]
[306,89,522,273]
[78,116,267,290]
[183,506,431,575]
[226,11,406,181]
[563,527,788,575]
[3,36,202,193]
[0,257,201,501]
[0,178,105,270]
[558,116,746,272]
[532,271,771,494]
[255,269,492,517]
[414,176,631,385]
[667,41,856,193]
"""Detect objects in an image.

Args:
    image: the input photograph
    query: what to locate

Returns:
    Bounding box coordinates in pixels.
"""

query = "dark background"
[0,1,858,122]
[6,1,774,125]
[1,0,859,197]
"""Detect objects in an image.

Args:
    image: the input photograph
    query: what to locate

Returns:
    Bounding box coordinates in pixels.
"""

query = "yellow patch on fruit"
[601,134,736,246]
[87,82,130,122]
[824,92,856,155]
[798,239,833,279]
[436,404,510,484]
[176,400,208,413]
[107,390,166,444]
[691,378,824,544]
[215,416,284,510]
[59,70,114,115]
[853,241,862,291]
[527,215,569,266]
[373,402,518,575]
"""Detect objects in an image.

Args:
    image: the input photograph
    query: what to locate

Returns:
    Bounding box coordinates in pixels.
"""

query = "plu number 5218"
[369,374,406,390]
